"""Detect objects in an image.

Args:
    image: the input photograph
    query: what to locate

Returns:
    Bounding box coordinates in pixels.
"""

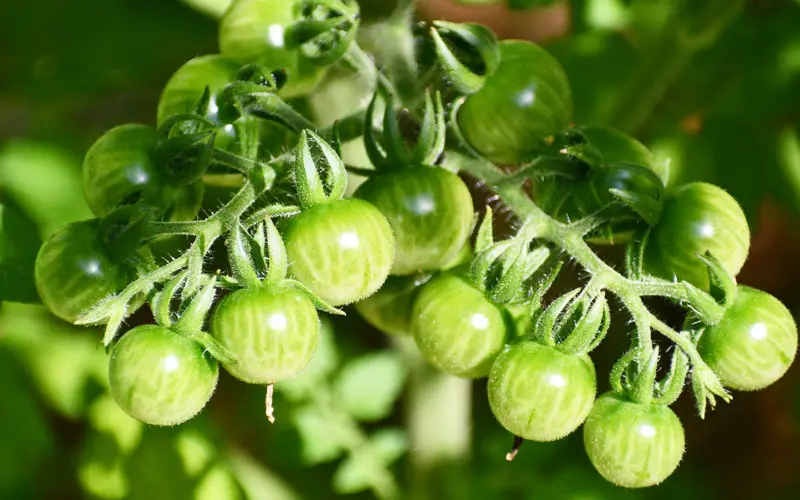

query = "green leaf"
[0,202,41,303]
[333,351,408,421]
[0,140,92,236]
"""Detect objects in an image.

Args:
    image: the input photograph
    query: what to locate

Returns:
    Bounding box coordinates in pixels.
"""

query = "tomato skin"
[457,40,572,165]
[82,124,203,221]
[34,220,130,323]
[583,393,685,488]
[211,285,319,384]
[643,182,750,290]
[353,167,474,275]
[218,0,326,99]
[577,125,665,181]
[488,341,596,441]
[699,286,797,391]
[109,325,219,426]
[282,198,394,306]
[354,274,426,336]
[411,274,508,378]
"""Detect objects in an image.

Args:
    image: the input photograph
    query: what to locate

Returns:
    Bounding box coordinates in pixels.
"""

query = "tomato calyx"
[294,129,348,208]
[611,346,689,407]
[284,0,360,66]
[429,20,500,95]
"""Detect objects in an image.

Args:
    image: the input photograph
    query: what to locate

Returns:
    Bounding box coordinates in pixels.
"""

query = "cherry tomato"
[488,341,596,441]
[282,198,394,306]
[699,286,797,391]
[34,219,131,323]
[354,274,428,336]
[643,182,750,290]
[411,273,508,378]
[354,167,474,275]
[211,285,320,384]
[109,325,219,426]
[457,40,572,165]
[83,124,203,221]
[218,0,326,99]
[577,125,666,182]
[583,392,685,488]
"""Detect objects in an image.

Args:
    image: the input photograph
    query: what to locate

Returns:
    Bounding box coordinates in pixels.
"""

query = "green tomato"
[211,285,319,384]
[643,182,750,290]
[457,40,572,165]
[354,274,428,336]
[488,341,596,441]
[583,392,685,488]
[109,325,219,426]
[411,273,508,378]
[34,220,130,323]
[578,125,666,182]
[218,0,327,99]
[283,198,394,306]
[83,124,203,221]
[699,286,797,391]
[354,167,474,275]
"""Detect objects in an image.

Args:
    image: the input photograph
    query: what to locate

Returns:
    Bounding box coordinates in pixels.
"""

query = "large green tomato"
[699,286,797,391]
[211,285,320,384]
[583,393,685,488]
[643,182,750,290]
[457,40,573,165]
[109,325,219,426]
[488,341,596,441]
[354,167,474,275]
[411,273,508,378]
[34,220,130,323]
[282,198,394,306]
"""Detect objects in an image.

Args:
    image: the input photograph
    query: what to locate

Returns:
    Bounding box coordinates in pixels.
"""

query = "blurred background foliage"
[1,0,800,499]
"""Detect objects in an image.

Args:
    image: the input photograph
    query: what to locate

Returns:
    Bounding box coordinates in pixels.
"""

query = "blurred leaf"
[177,428,217,477]
[368,428,408,465]
[125,429,199,500]
[0,303,106,418]
[277,316,338,401]
[291,404,348,465]
[0,350,53,497]
[778,124,800,209]
[331,429,405,496]
[180,0,231,19]
[88,394,144,454]
[226,449,301,500]
[79,431,130,500]
[0,201,41,303]
[195,464,241,500]
[333,350,408,421]
[0,141,92,236]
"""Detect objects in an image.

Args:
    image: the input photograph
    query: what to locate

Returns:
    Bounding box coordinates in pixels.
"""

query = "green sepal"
[263,217,289,286]
[559,292,610,355]
[236,64,285,91]
[152,130,216,184]
[532,288,581,347]
[285,0,359,66]
[363,88,391,171]
[624,228,649,280]
[521,246,550,282]
[608,187,663,227]
[294,129,348,208]
[653,348,690,406]
[210,148,275,177]
[697,251,738,309]
[526,260,564,323]
[409,91,446,166]
[610,349,638,394]
[474,205,494,253]
[184,329,239,366]
[98,204,157,265]
[470,237,532,305]
[283,279,345,316]
[683,280,726,325]
[216,81,316,132]
[430,21,499,95]
[630,347,659,406]
[691,355,732,419]
[241,223,269,279]
[225,224,262,289]
[157,114,217,138]
[173,274,218,335]
[151,270,190,329]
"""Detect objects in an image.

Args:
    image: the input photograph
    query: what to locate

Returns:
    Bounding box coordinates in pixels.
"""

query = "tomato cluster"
[28,1,798,490]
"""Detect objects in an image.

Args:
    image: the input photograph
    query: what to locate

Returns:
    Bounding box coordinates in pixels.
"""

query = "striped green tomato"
[354,274,428,336]
[488,341,596,441]
[109,325,219,426]
[34,220,130,323]
[353,167,474,275]
[412,273,507,378]
[282,198,394,306]
[643,182,749,290]
[211,285,319,384]
[583,393,685,488]
[699,286,797,391]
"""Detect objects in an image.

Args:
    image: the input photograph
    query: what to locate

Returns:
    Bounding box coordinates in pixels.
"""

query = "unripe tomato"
[578,125,666,181]
[34,220,130,323]
[282,198,394,306]
[218,0,326,99]
[643,182,750,290]
[411,273,507,378]
[488,341,596,441]
[109,325,219,426]
[583,393,685,488]
[457,40,572,165]
[83,124,203,221]
[211,286,319,384]
[354,274,427,336]
[699,286,797,391]
[354,167,474,275]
